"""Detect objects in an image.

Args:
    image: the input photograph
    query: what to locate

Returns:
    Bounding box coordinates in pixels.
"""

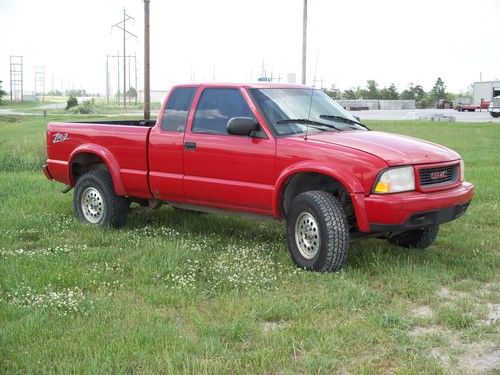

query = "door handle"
[184,142,196,150]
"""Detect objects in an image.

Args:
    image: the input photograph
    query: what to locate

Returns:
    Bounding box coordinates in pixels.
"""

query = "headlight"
[459,159,464,181]
[374,166,415,193]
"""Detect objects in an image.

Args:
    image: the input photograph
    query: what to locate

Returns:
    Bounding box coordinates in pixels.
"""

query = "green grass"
[0,100,45,110]
[0,115,498,373]
[0,98,162,116]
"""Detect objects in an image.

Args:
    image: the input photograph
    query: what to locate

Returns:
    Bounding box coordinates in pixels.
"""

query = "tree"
[380,83,399,100]
[342,88,358,99]
[430,77,447,101]
[322,85,341,100]
[126,87,138,104]
[401,83,428,108]
[0,81,7,104]
[359,80,380,99]
[65,96,78,111]
[47,89,63,96]
[65,89,88,97]
[459,83,474,98]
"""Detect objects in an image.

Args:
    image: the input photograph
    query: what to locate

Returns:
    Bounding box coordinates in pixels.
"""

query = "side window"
[161,87,196,132]
[192,88,254,135]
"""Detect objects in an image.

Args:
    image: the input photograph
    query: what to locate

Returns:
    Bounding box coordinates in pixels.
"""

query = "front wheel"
[286,191,350,272]
[74,169,128,228]
[388,225,439,249]
[490,112,500,118]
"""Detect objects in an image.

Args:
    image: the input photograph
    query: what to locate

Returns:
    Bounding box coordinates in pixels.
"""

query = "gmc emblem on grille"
[430,171,447,180]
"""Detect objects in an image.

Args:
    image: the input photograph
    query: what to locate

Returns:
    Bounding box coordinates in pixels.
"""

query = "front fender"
[69,144,126,196]
[272,161,365,218]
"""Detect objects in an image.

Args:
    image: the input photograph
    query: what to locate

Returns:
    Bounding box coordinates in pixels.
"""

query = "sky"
[0,0,499,95]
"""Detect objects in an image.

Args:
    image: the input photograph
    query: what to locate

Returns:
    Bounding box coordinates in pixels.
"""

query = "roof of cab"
[171,82,314,90]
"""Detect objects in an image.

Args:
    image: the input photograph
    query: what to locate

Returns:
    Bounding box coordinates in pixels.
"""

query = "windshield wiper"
[319,114,370,130]
[276,118,341,131]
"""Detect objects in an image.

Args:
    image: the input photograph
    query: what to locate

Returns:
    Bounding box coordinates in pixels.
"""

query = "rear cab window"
[160,87,196,132]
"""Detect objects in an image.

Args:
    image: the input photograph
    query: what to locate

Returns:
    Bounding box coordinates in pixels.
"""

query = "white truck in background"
[489,96,500,118]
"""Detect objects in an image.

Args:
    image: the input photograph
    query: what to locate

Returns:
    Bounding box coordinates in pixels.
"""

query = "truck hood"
[307,131,460,166]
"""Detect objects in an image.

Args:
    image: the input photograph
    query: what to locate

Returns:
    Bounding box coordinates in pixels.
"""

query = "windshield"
[249,88,368,137]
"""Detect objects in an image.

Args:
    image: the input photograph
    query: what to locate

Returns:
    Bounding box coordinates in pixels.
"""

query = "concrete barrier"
[337,99,416,110]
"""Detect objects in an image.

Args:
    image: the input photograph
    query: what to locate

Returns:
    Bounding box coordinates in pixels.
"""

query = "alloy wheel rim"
[294,211,320,259]
[81,187,105,223]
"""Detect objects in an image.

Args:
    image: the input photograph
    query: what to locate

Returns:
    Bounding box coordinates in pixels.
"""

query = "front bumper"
[370,202,470,232]
[351,181,474,233]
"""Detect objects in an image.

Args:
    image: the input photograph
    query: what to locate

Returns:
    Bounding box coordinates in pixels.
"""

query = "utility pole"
[106,54,109,104]
[128,51,131,105]
[112,9,136,107]
[144,0,151,120]
[134,53,138,105]
[302,0,308,85]
[117,50,120,103]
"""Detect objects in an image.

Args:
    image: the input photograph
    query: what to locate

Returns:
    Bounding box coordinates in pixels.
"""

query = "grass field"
[0,114,498,374]
[0,98,162,116]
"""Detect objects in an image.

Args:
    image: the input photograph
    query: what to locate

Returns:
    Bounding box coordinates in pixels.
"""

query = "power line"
[144,0,151,120]
[112,9,137,107]
[302,0,308,85]
[9,56,23,102]
[35,66,46,102]
[106,54,137,105]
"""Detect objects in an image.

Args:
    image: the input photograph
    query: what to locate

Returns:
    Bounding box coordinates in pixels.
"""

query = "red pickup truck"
[44,83,474,272]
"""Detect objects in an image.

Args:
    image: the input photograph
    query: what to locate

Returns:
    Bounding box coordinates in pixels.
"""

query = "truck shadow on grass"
[123,205,471,278]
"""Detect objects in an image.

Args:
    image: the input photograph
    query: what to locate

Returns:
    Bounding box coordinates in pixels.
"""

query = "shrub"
[66,99,96,114]
[65,96,78,111]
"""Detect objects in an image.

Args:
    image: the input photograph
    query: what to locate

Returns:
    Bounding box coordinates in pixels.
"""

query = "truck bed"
[46,121,153,198]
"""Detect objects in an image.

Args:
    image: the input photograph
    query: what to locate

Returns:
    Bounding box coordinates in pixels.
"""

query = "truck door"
[148,87,197,201]
[183,87,276,215]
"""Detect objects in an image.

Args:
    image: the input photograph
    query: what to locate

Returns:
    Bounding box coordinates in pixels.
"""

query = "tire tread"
[286,190,350,272]
[74,169,127,228]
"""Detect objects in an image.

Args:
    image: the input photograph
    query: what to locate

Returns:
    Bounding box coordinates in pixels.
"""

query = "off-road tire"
[388,225,439,249]
[286,191,350,272]
[74,169,127,228]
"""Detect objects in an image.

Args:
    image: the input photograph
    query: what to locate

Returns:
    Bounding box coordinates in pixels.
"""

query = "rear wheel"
[388,225,439,249]
[286,191,349,272]
[74,170,127,228]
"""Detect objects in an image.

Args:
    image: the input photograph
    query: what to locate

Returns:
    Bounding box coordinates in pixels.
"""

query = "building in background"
[474,81,500,104]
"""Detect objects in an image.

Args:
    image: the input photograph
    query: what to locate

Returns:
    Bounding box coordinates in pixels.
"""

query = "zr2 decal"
[52,133,69,144]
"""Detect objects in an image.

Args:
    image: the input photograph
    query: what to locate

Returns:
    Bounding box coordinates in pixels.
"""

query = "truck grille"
[419,165,458,187]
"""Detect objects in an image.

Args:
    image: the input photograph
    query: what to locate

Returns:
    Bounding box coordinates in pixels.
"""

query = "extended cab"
[44,83,474,272]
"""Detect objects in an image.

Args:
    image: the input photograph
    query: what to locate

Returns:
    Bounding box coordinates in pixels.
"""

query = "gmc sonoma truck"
[44,83,474,272]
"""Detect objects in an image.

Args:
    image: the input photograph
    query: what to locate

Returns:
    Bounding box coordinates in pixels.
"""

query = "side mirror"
[226,117,259,136]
